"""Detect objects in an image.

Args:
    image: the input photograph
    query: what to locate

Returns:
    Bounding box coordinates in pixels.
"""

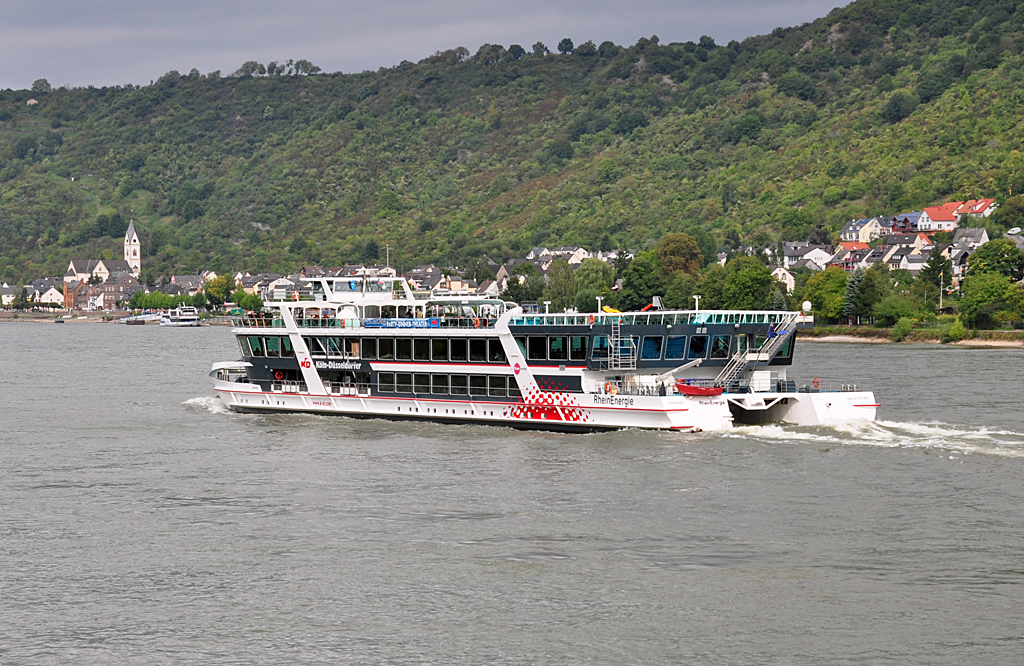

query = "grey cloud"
[0,0,845,89]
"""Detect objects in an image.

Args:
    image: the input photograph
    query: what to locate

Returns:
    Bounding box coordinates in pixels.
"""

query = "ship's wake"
[183,396,232,415]
[726,419,1024,457]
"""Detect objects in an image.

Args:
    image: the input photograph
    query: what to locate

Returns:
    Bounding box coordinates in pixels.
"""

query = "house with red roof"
[955,199,997,218]
[918,202,962,232]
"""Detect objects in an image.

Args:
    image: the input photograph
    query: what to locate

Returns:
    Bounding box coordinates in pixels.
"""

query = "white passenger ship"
[209,272,878,432]
[161,306,201,327]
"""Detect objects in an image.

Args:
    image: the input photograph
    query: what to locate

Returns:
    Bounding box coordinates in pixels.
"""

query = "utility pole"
[939,272,943,311]
[693,294,701,312]
[386,244,390,268]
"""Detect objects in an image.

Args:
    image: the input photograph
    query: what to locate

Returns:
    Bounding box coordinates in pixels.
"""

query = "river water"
[1,324,1022,664]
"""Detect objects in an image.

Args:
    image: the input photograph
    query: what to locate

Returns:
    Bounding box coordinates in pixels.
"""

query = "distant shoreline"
[798,328,1024,348]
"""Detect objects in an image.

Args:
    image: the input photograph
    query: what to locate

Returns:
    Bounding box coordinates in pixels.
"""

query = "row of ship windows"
[377,373,522,398]
[239,334,793,363]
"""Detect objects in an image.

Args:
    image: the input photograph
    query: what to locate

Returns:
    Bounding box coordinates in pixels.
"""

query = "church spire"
[124,218,141,278]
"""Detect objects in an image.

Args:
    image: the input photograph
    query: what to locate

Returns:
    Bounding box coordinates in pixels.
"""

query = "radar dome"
[802,301,812,313]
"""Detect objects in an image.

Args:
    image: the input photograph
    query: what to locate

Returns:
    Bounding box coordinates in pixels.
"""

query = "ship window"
[414,338,430,361]
[378,338,395,360]
[515,336,527,355]
[570,336,588,361]
[361,338,377,360]
[395,373,412,393]
[640,336,663,360]
[432,338,448,362]
[469,375,488,396]
[665,336,687,360]
[432,375,449,394]
[488,339,506,363]
[755,335,767,349]
[265,337,281,357]
[710,335,730,359]
[396,338,412,361]
[508,378,522,398]
[327,337,344,357]
[688,335,709,359]
[488,376,507,397]
[548,336,567,361]
[449,339,468,362]
[450,375,468,395]
[345,338,360,358]
[281,337,295,357]
[414,373,430,394]
[238,337,252,356]
[248,336,265,356]
[469,339,487,363]
[378,372,395,392]
[307,337,325,356]
[591,336,608,359]
[528,336,547,361]
[778,335,794,358]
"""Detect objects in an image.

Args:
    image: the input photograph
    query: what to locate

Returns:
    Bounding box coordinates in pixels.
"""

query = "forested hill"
[2,0,1024,282]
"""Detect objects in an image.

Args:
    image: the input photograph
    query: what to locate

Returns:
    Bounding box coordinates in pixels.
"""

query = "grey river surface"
[1,324,1023,665]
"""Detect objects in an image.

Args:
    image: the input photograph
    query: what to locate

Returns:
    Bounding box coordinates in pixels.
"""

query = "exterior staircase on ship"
[713,312,799,391]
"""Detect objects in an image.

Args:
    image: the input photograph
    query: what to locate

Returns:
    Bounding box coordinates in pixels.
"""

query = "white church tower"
[124,220,141,278]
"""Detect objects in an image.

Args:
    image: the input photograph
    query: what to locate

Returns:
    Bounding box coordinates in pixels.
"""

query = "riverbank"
[798,326,1024,347]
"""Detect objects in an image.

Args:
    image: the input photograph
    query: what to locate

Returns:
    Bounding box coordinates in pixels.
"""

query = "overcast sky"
[0,0,847,90]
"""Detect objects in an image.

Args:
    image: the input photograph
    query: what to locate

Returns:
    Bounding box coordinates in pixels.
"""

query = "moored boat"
[161,306,201,327]
[208,271,877,432]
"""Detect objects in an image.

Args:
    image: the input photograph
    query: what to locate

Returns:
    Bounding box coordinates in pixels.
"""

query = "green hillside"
[2,0,1024,281]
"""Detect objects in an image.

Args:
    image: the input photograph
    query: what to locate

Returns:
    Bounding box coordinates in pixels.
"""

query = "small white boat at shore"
[161,306,201,327]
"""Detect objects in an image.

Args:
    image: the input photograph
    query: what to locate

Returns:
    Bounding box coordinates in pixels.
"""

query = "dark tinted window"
[515,337,527,355]
[640,336,662,360]
[528,336,547,361]
[591,336,608,359]
[396,338,412,360]
[508,378,522,398]
[665,336,687,360]
[378,338,395,360]
[414,373,430,393]
[488,376,506,397]
[265,337,280,357]
[361,338,377,360]
[247,337,263,356]
[395,373,412,392]
[470,339,487,363]
[570,336,588,361]
[431,338,448,362]
[450,375,468,395]
[281,337,295,357]
[469,375,488,396]
[431,375,448,394]
[378,372,395,392]
[549,336,567,361]
[710,335,730,359]
[449,338,468,361]
[414,339,430,361]
[489,339,506,363]
[688,335,708,359]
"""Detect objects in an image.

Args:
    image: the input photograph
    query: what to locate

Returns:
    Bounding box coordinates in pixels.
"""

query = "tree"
[991,195,1024,231]
[507,44,526,60]
[803,267,848,321]
[543,258,576,312]
[362,239,380,262]
[919,251,953,291]
[191,291,208,310]
[873,294,923,326]
[31,79,51,94]
[557,38,575,55]
[882,92,919,123]
[574,288,601,313]
[574,258,614,293]
[959,272,1023,328]
[966,239,1024,281]
[502,263,545,304]
[655,233,702,275]
[575,40,597,57]
[205,274,234,305]
[843,268,864,322]
[853,267,886,320]
[663,271,698,309]
[617,251,664,311]
[12,286,29,310]
[696,264,728,309]
[181,200,203,222]
[722,257,775,309]
[532,42,550,57]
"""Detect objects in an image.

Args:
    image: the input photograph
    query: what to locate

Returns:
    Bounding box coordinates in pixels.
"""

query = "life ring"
[588,314,595,324]
[604,382,618,395]
[474,318,481,328]
[292,291,299,301]
[812,377,820,388]
[339,319,345,328]
[274,370,284,381]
